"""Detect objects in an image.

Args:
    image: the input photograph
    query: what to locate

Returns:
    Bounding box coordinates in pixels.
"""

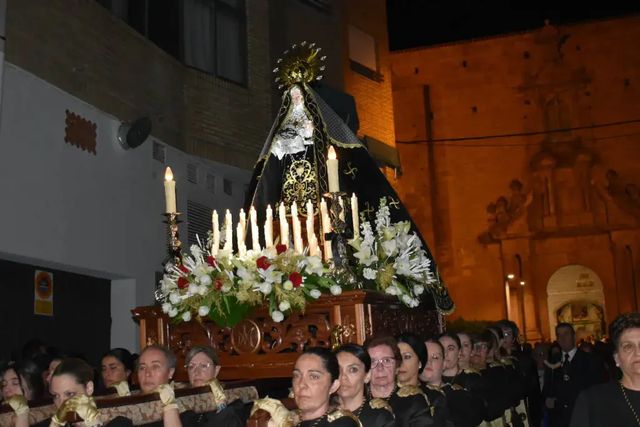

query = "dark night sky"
[387,1,640,51]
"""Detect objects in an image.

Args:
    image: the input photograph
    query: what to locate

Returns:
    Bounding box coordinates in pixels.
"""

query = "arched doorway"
[547,265,606,340]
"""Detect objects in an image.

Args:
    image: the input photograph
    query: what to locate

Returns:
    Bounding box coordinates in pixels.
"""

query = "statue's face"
[290,86,303,106]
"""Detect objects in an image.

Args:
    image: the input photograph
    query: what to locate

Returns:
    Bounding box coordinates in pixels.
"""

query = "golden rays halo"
[273,41,326,90]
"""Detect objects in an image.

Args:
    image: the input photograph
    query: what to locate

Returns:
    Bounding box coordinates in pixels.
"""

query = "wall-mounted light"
[520,280,526,286]
[506,273,515,280]
[118,117,152,150]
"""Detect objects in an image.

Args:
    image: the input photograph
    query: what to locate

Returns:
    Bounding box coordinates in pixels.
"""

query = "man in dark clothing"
[543,323,605,427]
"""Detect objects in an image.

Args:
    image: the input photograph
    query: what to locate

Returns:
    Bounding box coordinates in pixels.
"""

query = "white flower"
[259,282,273,295]
[161,303,172,313]
[221,284,231,293]
[413,285,424,295]
[382,240,397,257]
[198,306,210,317]
[330,285,342,295]
[198,274,212,286]
[198,284,208,295]
[305,256,325,276]
[190,244,203,257]
[283,280,294,291]
[168,307,178,318]
[363,268,377,280]
[271,310,285,322]
[279,300,291,312]
[182,311,192,322]
[169,292,181,305]
[188,283,199,296]
[310,289,322,299]
[353,246,377,266]
[402,294,413,305]
[385,286,399,296]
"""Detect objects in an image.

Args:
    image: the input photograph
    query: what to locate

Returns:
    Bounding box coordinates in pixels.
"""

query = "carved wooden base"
[132,290,443,381]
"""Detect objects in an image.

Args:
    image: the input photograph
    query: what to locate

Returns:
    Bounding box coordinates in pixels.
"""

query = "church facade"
[387,15,640,341]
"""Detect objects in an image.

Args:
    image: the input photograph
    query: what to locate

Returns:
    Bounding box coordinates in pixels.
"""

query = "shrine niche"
[64,110,97,154]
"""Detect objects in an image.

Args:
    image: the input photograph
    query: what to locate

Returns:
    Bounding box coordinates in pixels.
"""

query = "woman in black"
[335,343,395,427]
[291,347,360,427]
[570,312,640,427]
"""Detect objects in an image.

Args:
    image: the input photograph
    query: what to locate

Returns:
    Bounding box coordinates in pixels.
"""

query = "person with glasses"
[471,331,510,426]
[364,336,439,426]
[335,343,395,427]
[181,345,246,427]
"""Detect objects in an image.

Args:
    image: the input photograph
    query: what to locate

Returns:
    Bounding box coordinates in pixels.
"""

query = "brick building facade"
[389,16,640,341]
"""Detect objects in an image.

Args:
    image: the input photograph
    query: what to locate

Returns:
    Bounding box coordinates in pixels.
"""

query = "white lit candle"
[164,167,177,213]
[224,209,233,251]
[249,206,261,252]
[239,208,247,236]
[327,146,340,192]
[212,210,220,256]
[291,201,303,254]
[265,205,274,248]
[236,222,246,257]
[351,193,359,239]
[279,202,289,248]
[306,199,315,249]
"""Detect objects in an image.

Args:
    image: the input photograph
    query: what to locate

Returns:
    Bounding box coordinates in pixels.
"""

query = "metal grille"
[187,200,211,247]
[206,173,216,194]
[187,163,199,184]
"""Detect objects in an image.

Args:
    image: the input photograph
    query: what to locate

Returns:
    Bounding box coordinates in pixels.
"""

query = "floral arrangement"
[157,199,437,326]
[349,198,436,308]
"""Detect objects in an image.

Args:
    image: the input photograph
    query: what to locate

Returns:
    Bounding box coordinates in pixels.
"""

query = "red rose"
[178,264,189,274]
[177,277,189,289]
[256,256,271,270]
[276,244,287,255]
[215,278,223,290]
[206,256,217,267]
[289,272,303,288]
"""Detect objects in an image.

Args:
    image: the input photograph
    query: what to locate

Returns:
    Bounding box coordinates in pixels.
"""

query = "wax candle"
[212,210,220,256]
[351,193,359,239]
[327,146,340,192]
[279,202,289,248]
[164,167,177,213]
[224,209,233,251]
[249,206,261,251]
[320,198,332,261]
[236,222,246,257]
[265,205,274,248]
[291,201,303,254]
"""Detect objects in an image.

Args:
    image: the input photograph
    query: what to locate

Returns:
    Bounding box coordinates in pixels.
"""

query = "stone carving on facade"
[479,179,532,242]
[602,169,640,222]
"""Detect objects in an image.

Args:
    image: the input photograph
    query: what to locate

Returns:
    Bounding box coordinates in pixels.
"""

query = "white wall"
[0,63,251,351]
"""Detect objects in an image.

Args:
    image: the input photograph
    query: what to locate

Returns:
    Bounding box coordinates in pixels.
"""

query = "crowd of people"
[1,312,639,426]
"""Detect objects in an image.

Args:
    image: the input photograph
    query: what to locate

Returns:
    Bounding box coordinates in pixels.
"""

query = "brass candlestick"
[324,192,358,287]
[163,212,183,266]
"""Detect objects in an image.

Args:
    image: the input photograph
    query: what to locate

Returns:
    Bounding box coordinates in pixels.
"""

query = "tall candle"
[249,206,261,251]
[327,146,340,192]
[279,202,289,248]
[236,222,246,257]
[306,199,315,249]
[264,205,274,248]
[224,209,233,251]
[239,209,247,235]
[291,201,303,254]
[211,210,220,256]
[351,193,359,239]
[164,167,177,213]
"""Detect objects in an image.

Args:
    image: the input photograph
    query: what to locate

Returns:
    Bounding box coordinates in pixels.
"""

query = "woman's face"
[457,334,472,365]
[421,342,444,384]
[187,352,220,387]
[50,374,92,409]
[615,328,640,380]
[439,336,460,371]
[1,368,22,400]
[336,351,369,402]
[137,348,175,394]
[292,354,339,420]
[101,356,130,388]
[397,342,421,386]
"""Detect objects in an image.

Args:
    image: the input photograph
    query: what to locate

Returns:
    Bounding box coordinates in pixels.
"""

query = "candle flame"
[328,146,337,160]
[164,167,174,181]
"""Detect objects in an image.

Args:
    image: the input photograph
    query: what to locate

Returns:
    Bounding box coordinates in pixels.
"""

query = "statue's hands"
[7,394,29,416]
